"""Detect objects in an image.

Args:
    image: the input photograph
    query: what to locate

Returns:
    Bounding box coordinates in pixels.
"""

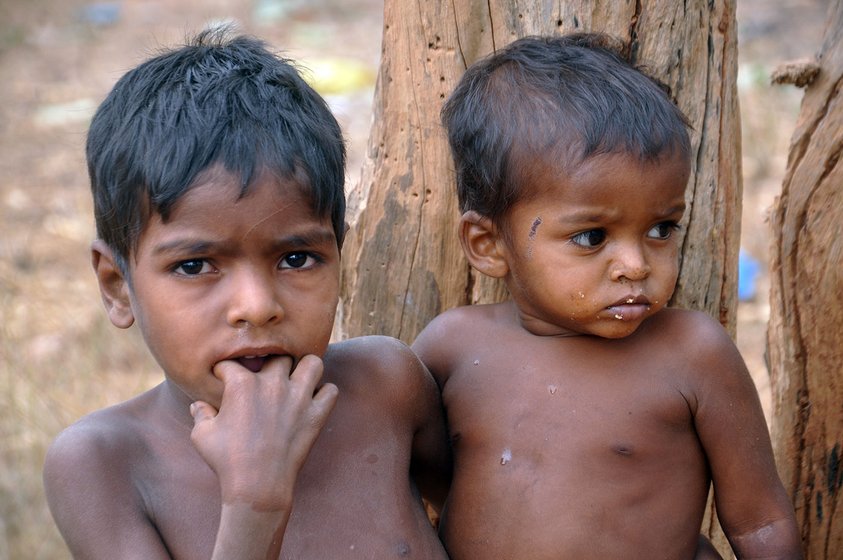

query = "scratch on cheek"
[526,216,542,258]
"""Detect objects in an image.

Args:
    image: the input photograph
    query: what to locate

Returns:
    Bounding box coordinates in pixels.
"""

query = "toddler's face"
[124,165,340,408]
[499,151,689,338]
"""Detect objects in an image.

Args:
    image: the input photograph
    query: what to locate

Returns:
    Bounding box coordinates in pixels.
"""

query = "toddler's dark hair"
[87,27,346,273]
[441,33,691,224]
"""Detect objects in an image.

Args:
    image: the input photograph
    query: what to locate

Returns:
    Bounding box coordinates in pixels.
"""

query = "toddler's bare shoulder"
[650,308,746,379]
[417,303,508,347]
[653,308,734,348]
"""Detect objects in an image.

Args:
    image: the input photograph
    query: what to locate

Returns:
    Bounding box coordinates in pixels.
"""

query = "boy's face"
[115,166,340,409]
[497,151,689,339]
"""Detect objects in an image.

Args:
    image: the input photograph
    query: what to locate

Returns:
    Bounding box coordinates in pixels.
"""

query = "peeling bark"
[769,3,843,557]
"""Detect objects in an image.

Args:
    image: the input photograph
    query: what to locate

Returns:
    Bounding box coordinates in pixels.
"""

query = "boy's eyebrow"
[152,239,218,256]
[268,229,338,248]
[151,229,338,256]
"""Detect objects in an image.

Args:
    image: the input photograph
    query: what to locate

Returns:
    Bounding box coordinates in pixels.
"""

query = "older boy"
[413,34,801,559]
[43,30,449,559]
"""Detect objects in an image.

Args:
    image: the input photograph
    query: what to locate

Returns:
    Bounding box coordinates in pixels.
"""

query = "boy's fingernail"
[189,402,197,416]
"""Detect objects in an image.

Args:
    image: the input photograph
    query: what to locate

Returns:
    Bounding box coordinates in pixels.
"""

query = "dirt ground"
[0,0,832,558]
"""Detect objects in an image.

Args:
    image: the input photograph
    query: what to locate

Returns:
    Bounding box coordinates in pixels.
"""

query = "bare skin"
[413,153,801,559]
[44,338,447,559]
[43,169,449,559]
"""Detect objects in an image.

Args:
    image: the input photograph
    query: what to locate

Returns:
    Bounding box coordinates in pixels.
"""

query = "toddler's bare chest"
[442,343,697,465]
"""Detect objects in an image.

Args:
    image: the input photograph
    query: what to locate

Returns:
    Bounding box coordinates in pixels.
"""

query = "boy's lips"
[219,347,292,373]
[236,355,272,373]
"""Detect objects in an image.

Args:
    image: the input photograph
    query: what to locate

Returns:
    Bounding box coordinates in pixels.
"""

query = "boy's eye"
[174,259,213,276]
[280,252,317,269]
[571,229,606,248]
[647,221,680,240]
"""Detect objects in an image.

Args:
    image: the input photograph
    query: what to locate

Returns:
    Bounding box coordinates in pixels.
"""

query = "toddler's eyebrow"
[558,202,686,224]
[656,203,687,218]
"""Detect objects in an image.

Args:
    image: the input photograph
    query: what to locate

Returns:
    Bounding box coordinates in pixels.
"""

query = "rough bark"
[768,2,843,557]
[339,0,741,554]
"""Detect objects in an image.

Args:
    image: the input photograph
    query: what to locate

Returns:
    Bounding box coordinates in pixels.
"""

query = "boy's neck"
[152,380,198,432]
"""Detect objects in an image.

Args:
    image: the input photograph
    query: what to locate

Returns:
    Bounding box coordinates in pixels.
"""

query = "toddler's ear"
[91,240,135,329]
[459,211,509,278]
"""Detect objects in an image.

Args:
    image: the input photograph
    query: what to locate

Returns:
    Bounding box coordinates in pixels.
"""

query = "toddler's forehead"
[514,149,689,203]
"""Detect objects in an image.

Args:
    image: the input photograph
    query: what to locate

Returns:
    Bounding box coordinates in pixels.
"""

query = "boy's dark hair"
[442,33,691,224]
[87,27,346,273]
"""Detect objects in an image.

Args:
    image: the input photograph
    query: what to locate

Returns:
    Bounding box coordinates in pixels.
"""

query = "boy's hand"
[189,355,338,511]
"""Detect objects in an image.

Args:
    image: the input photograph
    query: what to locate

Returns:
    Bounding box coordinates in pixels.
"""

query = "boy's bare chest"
[139,396,444,559]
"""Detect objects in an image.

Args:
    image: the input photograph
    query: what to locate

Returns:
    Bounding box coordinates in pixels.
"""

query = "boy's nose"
[225,271,284,327]
[610,244,651,283]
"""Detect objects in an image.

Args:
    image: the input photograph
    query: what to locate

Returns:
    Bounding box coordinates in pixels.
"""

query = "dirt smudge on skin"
[528,216,542,239]
[527,216,542,258]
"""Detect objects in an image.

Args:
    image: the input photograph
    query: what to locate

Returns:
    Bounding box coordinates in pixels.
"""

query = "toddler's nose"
[610,244,651,283]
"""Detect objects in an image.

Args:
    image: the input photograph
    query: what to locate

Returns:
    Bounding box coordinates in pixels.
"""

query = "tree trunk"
[768,3,843,557]
[339,0,741,554]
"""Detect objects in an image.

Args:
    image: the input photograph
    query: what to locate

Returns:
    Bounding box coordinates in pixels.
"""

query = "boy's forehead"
[162,164,318,219]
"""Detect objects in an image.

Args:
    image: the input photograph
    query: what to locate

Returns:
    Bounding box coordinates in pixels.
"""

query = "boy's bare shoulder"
[42,386,169,555]
[44,388,158,485]
[326,334,418,368]
[324,335,437,407]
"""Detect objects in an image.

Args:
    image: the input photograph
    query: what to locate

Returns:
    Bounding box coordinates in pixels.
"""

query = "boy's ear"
[91,240,135,329]
[459,211,509,278]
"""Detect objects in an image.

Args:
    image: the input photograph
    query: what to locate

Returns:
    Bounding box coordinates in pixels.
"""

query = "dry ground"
[0,0,831,558]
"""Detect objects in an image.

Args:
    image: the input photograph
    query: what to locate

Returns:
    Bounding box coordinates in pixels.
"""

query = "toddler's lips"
[604,303,651,321]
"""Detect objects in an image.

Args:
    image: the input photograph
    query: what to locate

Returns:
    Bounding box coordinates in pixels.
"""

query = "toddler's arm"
[694,534,724,560]
[686,313,802,559]
[407,353,452,512]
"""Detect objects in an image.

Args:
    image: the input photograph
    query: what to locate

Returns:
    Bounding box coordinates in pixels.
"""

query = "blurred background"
[0,0,831,557]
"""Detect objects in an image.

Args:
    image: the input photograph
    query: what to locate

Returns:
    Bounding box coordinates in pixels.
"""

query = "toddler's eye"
[280,252,317,269]
[174,259,213,276]
[647,222,680,240]
[571,229,606,248]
